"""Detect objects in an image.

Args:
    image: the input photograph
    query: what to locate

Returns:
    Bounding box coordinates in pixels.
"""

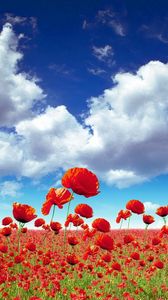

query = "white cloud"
[4,14,27,25]
[0,131,23,177]
[83,60,168,186]
[144,202,160,211]
[96,9,126,36]
[1,24,168,188]
[0,23,45,127]
[109,20,125,37]
[92,45,113,61]
[88,67,106,76]
[0,180,22,198]
[15,105,90,177]
[102,169,148,188]
[4,14,37,31]
[140,24,168,44]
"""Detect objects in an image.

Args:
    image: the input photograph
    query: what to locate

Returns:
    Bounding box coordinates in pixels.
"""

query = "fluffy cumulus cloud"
[0,131,23,177]
[0,23,45,127]
[1,24,168,188]
[0,107,90,178]
[83,60,168,187]
[15,105,90,177]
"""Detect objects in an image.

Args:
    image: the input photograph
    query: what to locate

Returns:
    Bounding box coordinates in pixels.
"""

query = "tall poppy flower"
[13,203,37,223]
[0,227,12,237]
[61,167,100,197]
[143,214,155,225]
[64,213,84,227]
[74,203,93,218]
[50,221,62,234]
[126,200,145,214]
[41,187,73,215]
[2,217,13,226]
[34,218,45,227]
[116,210,132,223]
[92,218,110,233]
[156,206,168,217]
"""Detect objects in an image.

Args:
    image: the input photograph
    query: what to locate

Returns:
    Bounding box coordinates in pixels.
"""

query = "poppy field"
[0,168,168,300]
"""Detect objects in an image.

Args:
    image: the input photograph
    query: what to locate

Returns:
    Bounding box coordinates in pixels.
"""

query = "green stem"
[18,222,24,253]
[120,219,123,230]
[50,205,56,253]
[128,216,131,229]
[51,205,56,223]
[144,224,148,243]
[163,217,167,225]
[63,193,73,254]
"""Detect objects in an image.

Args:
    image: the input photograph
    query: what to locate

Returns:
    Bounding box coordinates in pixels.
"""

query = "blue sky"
[0,0,168,228]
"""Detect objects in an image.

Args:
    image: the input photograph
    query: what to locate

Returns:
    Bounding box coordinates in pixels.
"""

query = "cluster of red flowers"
[0,167,167,299]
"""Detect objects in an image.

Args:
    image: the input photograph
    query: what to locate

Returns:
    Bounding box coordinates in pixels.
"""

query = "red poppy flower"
[72,216,84,227]
[68,236,79,246]
[139,260,146,267]
[96,234,114,251]
[21,227,27,233]
[156,206,168,217]
[130,252,140,260]
[13,203,37,223]
[0,244,8,253]
[66,253,79,265]
[101,253,111,262]
[74,203,93,218]
[143,214,155,225]
[50,221,62,233]
[116,209,132,223]
[42,187,73,215]
[81,223,89,230]
[82,228,97,241]
[112,262,121,271]
[14,255,24,264]
[65,213,84,227]
[161,225,168,235]
[92,218,110,232]
[152,237,161,245]
[123,234,134,244]
[10,223,18,229]
[85,245,99,258]
[126,200,145,214]
[62,167,100,197]
[34,218,45,227]
[0,227,12,236]
[2,217,13,226]
[26,242,36,252]
[42,224,50,231]
[147,255,154,262]
[29,297,43,300]
[154,261,164,269]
